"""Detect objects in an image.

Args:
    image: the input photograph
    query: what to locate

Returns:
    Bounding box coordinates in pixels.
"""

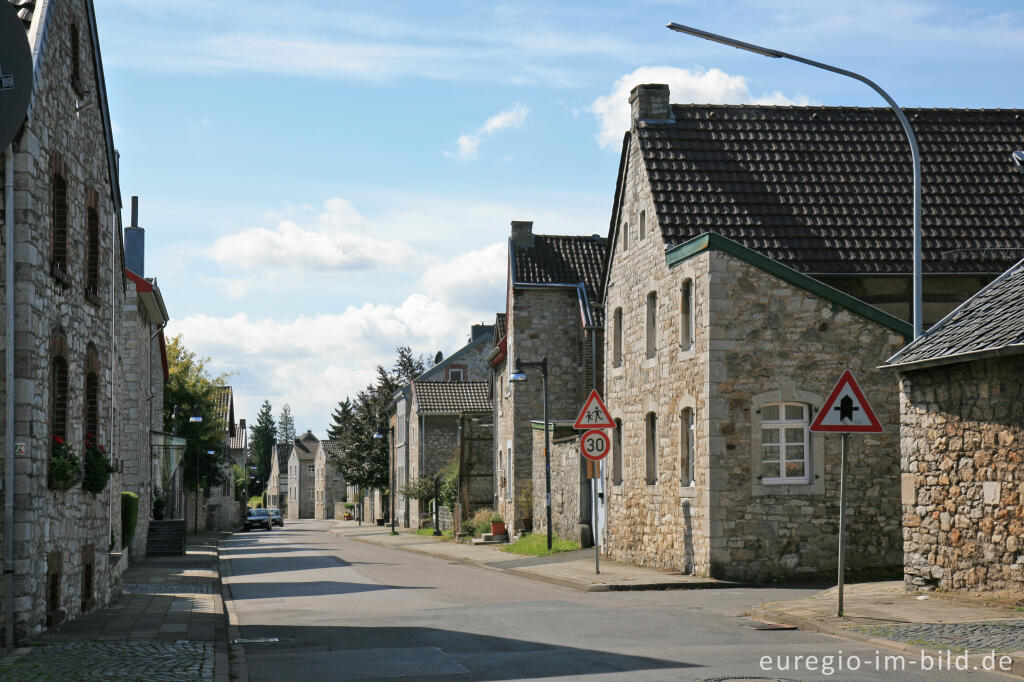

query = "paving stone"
[849,620,1024,653]
[0,641,213,681]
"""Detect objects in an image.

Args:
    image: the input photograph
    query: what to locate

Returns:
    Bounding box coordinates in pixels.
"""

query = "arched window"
[51,172,68,276]
[84,345,100,447]
[612,419,623,485]
[70,23,82,91]
[621,222,629,252]
[612,307,623,368]
[645,412,657,485]
[760,403,810,484]
[680,408,694,486]
[86,206,100,298]
[680,279,693,351]
[639,210,646,241]
[645,291,658,359]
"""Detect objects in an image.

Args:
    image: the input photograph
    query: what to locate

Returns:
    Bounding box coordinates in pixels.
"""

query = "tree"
[326,398,354,441]
[248,401,276,497]
[393,345,427,384]
[163,335,231,491]
[278,404,296,444]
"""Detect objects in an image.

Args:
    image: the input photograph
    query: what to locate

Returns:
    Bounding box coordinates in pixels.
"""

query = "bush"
[152,496,166,520]
[49,436,81,490]
[82,443,114,494]
[464,509,495,536]
[121,492,139,550]
[489,513,503,524]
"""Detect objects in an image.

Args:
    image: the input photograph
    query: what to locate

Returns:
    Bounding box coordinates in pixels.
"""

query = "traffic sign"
[810,369,883,433]
[0,1,33,150]
[574,389,615,429]
[579,429,610,461]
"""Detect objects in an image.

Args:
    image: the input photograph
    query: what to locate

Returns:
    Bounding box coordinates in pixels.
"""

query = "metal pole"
[593,464,600,574]
[666,23,923,338]
[542,358,551,552]
[5,144,17,650]
[433,476,442,536]
[837,433,849,617]
[194,447,199,535]
[390,428,396,534]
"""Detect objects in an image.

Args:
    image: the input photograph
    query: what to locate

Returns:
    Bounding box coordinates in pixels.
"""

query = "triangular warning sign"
[810,369,883,433]
[574,390,615,429]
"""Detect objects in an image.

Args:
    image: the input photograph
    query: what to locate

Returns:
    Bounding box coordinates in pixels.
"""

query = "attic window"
[448,368,464,382]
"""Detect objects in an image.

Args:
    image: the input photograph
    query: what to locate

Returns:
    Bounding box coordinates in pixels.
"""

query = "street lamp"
[666,22,924,339]
[508,356,550,550]
[375,430,398,534]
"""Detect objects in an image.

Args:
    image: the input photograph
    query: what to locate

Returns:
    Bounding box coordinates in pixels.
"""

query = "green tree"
[163,335,231,491]
[248,400,276,497]
[278,404,296,444]
[393,345,427,383]
[326,398,354,441]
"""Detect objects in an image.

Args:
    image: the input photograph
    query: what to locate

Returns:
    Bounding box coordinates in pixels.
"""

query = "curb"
[337,529,734,593]
[750,606,1024,679]
[216,534,249,682]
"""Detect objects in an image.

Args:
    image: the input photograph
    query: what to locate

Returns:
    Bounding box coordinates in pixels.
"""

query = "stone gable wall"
[900,356,1024,592]
[1,0,127,639]
[531,429,587,544]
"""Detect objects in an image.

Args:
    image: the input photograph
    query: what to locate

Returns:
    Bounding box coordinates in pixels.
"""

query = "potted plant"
[82,433,114,495]
[489,513,506,537]
[344,501,354,520]
[49,436,81,490]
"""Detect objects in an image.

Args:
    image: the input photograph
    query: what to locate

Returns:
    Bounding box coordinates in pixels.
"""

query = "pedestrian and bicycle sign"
[579,429,610,461]
[574,389,615,429]
[810,369,882,433]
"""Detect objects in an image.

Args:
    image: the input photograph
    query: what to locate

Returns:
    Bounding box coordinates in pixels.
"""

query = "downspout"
[108,210,118,552]
[4,145,16,649]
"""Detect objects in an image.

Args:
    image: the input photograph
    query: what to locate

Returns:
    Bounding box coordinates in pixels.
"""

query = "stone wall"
[0,0,128,639]
[899,356,1024,592]
[531,426,587,544]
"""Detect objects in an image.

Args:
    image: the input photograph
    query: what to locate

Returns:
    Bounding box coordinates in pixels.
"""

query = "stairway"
[146,519,186,556]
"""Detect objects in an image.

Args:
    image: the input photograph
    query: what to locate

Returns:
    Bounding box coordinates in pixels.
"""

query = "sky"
[92,0,1024,437]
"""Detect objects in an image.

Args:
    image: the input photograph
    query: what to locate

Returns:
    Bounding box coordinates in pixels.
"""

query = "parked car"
[244,507,272,531]
[267,508,283,527]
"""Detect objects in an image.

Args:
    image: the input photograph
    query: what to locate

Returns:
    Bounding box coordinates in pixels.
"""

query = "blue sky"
[93,0,1024,435]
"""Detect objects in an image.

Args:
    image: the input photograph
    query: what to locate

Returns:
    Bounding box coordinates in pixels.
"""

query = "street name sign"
[579,429,610,461]
[810,369,882,433]
[574,389,615,429]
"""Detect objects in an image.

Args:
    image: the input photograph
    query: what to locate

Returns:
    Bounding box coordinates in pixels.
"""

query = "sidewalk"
[0,533,232,682]
[752,581,1024,677]
[331,520,734,592]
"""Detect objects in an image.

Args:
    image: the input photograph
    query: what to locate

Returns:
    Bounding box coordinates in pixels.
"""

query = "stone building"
[120,198,170,559]
[884,258,1024,592]
[266,441,292,513]
[0,0,134,638]
[598,84,1024,581]
[192,386,236,532]
[315,440,346,519]
[489,221,606,537]
[287,431,318,520]
[389,324,493,527]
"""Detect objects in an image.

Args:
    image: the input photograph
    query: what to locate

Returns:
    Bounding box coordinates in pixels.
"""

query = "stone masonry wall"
[900,356,1024,592]
[532,427,586,544]
[1,0,127,639]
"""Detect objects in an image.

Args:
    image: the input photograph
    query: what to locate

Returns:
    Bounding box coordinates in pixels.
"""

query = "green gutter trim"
[665,233,913,338]
[529,420,575,432]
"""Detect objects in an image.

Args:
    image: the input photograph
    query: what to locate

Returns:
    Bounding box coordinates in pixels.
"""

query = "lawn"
[415,528,453,538]
[501,533,580,557]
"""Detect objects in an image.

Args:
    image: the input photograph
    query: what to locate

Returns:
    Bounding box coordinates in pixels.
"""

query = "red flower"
[53,436,64,445]
[86,432,95,440]
[98,445,106,453]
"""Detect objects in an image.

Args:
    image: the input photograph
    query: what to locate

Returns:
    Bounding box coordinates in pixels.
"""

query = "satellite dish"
[434,351,443,364]
[0,1,32,150]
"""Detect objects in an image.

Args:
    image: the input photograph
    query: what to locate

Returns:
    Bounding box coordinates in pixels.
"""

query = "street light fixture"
[666,22,924,339]
[508,356,551,550]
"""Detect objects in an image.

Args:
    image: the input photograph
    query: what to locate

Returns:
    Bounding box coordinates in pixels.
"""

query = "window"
[51,357,68,443]
[612,307,623,368]
[448,368,464,381]
[645,291,657,359]
[645,412,657,484]
[307,490,314,500]
[84,345,99,447]
[680,280,693,351]
[612,419,623,485]
[51,172,68,276]
[760,403,810,484]
[622,222,629,251]
[680,408,694,486]
[70,24,81,92]
[639,210,646,240]
[86,207,100,298]
[505,440,513,501]
[306,464,314,475]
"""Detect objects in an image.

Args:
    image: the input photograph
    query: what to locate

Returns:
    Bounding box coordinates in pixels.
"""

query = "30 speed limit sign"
[579,429,610,461]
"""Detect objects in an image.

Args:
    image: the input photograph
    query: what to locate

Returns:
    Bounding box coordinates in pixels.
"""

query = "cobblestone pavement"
[849,620,1024,653]
[0,641,214,681]
[122,583,216,595]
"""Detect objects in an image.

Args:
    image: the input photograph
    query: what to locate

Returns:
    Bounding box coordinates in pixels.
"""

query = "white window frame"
[759,402,811,485]
[448,368,464,381]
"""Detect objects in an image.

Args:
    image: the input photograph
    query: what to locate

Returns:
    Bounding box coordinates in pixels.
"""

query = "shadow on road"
[228,580,431,600]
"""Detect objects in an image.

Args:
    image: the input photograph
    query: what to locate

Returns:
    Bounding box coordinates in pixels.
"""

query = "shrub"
[489,513,503,524]
[49,436,81,490]
[465,509,495,536]
[121,492,139,550]
[82,433,114,495]
[152,496,166,520]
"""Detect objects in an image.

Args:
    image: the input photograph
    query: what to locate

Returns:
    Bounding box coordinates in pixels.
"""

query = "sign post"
[810,369,882,617]
[575,391,614,575]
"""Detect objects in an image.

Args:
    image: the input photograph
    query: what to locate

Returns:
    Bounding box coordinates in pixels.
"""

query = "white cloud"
[207,198,414,271]
[446,103,529,161]
[590,65,813,149]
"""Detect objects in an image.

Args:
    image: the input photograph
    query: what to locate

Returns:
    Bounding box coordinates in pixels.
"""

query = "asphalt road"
[223,520,1001,681]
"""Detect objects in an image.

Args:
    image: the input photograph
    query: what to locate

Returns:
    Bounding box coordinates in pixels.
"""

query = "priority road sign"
[579,429,610,461]
[810,369,882,433]
[574,390,615,429]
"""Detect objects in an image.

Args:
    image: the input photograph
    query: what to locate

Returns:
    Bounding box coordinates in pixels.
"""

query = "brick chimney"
[630,84,673,124]
[511,220,534,247]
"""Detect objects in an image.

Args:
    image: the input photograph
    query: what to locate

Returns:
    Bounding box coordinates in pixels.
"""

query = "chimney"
[630,84,673,124]
[511,220,534,247]
[470,323,490,340]
[239,418,246,431]
[124,195,145,277]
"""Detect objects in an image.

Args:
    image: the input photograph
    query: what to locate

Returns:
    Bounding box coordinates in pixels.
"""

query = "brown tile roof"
[494,313,506,340]
[321,440,345,461]
[885,258,1024,369]
[413,381,492,414]
[229,424,245,450]
[214,386,235,436]
[292,431,318,459]
[638,104,1024,275]
[513,235,608,300]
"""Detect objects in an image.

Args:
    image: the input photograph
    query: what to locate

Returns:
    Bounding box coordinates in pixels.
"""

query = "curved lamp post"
[667,23,923,339]
[509,356,551,550]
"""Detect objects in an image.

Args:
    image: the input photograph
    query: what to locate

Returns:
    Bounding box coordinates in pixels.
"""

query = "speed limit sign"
[580,429,610,461]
